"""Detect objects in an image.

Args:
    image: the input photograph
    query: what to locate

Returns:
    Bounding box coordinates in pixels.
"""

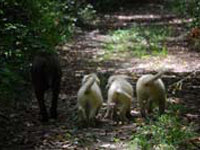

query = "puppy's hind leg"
[147,98,153,114]
[50,78,61,119]
[158,98,166,115]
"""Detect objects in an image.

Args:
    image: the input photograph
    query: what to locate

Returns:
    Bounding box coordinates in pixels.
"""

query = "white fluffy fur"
[105,75,133,122]
[77,73,103,126]
[136,71,166,117]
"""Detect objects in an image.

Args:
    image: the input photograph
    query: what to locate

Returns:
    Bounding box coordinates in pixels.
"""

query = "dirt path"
[54,2,200,149]
[3,2,200,150]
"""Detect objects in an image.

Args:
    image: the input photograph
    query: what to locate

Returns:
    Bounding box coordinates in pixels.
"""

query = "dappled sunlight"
[169,18,193,25]
[37,3,200,149]
[116,14,162,20]
[99,7,193,31]
[124,52,200,73]
[114,14,193,25]
[1,0,200,149]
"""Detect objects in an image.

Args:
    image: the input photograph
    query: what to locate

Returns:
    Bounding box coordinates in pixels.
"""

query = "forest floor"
[1,1,200,150]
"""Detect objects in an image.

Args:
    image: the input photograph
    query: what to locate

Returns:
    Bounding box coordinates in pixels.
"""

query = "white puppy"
[77,73,103,126]
[105,75,133,122]
[136,71,166,117]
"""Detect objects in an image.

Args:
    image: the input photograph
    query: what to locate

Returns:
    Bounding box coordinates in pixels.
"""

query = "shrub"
[166,0,200,27]
[0,0,95,106]
[129,114,198,149]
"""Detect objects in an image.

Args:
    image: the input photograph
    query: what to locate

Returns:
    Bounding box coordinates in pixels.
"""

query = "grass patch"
[128,104,199,150]
[103,25,171,60]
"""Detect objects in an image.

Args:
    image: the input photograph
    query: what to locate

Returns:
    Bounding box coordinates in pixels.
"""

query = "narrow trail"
[4,2,199,150]
[61,2,200,75]
[55,2,200,149]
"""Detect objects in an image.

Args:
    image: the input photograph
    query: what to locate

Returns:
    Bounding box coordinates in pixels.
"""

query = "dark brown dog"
[31,52,62,122]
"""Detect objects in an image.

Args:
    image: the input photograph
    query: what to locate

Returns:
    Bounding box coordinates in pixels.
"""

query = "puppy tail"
[147,70,165,84]
[116,89,132,99]
[83,75,96,94]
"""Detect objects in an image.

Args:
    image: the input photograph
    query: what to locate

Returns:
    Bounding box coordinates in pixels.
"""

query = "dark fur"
[31,52,62,122]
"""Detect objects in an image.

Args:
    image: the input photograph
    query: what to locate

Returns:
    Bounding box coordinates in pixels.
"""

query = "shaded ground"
[1,1,200,149]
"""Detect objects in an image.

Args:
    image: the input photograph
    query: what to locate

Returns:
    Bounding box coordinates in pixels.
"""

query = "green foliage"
[0,0,96,106]
[129,105,198,150]
[89,0,121,11]
[0,66,28,106]
[57,0,97,28]
[103,25,170,60]
[77,4,97,25]
[166,0,200,27]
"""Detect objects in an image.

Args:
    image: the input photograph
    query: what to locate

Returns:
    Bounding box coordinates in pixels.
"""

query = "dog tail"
[82,74,97,94]
[115,88,132,100]
[147,70,165,84]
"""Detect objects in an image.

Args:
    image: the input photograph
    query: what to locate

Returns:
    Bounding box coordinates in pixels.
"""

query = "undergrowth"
[129,104,199,150]
[103,25,171,60]
[0,0,96,106]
